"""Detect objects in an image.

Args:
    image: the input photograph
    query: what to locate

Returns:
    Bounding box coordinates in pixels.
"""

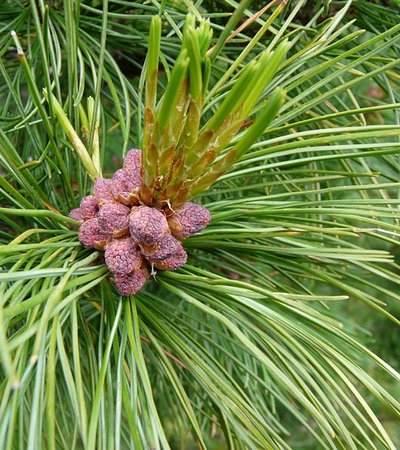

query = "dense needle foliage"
[0,0,399,449]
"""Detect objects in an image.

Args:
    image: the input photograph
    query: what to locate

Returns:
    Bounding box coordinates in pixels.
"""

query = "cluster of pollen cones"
[69,149,211,296]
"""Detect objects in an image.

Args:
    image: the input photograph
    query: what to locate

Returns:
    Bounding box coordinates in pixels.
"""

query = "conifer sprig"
[1,1,400,448]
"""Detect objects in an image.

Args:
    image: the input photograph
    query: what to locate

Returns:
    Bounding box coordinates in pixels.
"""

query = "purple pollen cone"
[105,238,142,274]
[98,202,130,237]
[69,208,84,222]
[153,246,187,271]
[94,178,114,204]
[142,234,182,261]
[129,206,169,245]
[123,149,142,174]
[114,265,150,296]
[79,195,99,219]
[168,202,211,239]
[70,148,212,296]
[111,168,141,205]
[78,218,110,249]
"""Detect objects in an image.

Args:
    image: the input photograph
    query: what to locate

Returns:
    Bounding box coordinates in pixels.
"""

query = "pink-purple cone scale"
[70,148,211,296]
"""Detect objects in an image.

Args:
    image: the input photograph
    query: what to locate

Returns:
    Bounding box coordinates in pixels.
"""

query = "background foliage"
[0,0,399,449]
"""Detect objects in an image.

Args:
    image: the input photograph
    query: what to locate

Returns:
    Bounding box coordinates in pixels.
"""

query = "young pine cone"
[97,202,130,237]
[168,202,211,239]
[69,195,99,222]
[129,206,169,245]
[111,168,141,205]
[113,265,150,296]
[123,149,142,174]
[78,218,110,249]
[141,234,183,261]
[93,178,114,204]
[69,208,84,222]
[105,238,142,274]
[152,246,188,271]
[79,195,99,219]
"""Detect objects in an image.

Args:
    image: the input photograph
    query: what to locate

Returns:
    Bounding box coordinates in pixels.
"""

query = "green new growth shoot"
[142,15,162,194]
[188,88,286,199]
[140,15,289,207]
